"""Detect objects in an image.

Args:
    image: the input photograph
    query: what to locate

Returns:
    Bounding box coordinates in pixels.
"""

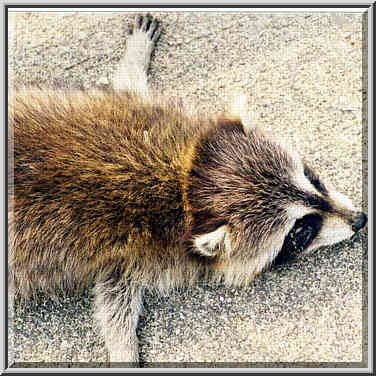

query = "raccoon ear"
[192,225,232,258]
[228,90,255,132]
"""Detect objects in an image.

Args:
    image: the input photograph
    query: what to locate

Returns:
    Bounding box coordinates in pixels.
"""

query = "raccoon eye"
[303,165,328,195]
[274,213,323,265]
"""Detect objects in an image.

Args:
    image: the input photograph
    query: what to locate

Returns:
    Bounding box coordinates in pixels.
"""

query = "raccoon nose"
[352,212,367,232]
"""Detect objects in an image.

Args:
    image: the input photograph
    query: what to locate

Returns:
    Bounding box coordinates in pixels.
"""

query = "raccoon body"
[9,88,294,295]
[9,88,199,296]
[8,15,367,365]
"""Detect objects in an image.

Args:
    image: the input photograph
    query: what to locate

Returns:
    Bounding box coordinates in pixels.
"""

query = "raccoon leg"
[94,276,143,366]
[112,14,161,96]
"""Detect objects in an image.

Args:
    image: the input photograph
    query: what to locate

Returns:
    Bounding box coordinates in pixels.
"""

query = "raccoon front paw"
[132,14,161,43]
[107,342,140,367]
[125,14,161,73]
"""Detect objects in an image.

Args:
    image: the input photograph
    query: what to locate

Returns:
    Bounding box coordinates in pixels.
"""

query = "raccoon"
[8,15,367,365]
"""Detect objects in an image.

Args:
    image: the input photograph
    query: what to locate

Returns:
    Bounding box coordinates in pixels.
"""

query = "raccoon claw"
[150,19,161,42]
[140,15,151,32]
[134,15,141,28]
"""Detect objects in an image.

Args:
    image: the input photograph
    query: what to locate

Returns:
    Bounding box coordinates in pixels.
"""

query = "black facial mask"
[274,213,323,265]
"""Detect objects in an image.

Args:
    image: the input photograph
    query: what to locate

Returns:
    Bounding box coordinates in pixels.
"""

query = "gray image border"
[1,1,373,373]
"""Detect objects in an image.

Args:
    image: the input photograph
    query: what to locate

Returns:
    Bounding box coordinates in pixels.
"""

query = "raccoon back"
[9,89,197,290]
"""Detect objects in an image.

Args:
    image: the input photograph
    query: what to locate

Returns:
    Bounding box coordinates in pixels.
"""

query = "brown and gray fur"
[8,15,367,365]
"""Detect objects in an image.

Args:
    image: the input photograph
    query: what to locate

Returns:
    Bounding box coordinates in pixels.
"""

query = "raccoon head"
[273,164,367,265]
[183,113,367,277]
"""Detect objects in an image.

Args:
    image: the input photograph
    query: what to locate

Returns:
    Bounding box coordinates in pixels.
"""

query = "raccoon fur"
[8,15,367,365]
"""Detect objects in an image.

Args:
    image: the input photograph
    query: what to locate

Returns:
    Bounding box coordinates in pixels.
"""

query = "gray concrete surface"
[8,11,368,368]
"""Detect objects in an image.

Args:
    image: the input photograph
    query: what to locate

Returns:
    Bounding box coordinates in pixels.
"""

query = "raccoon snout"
[351,212,367,232]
